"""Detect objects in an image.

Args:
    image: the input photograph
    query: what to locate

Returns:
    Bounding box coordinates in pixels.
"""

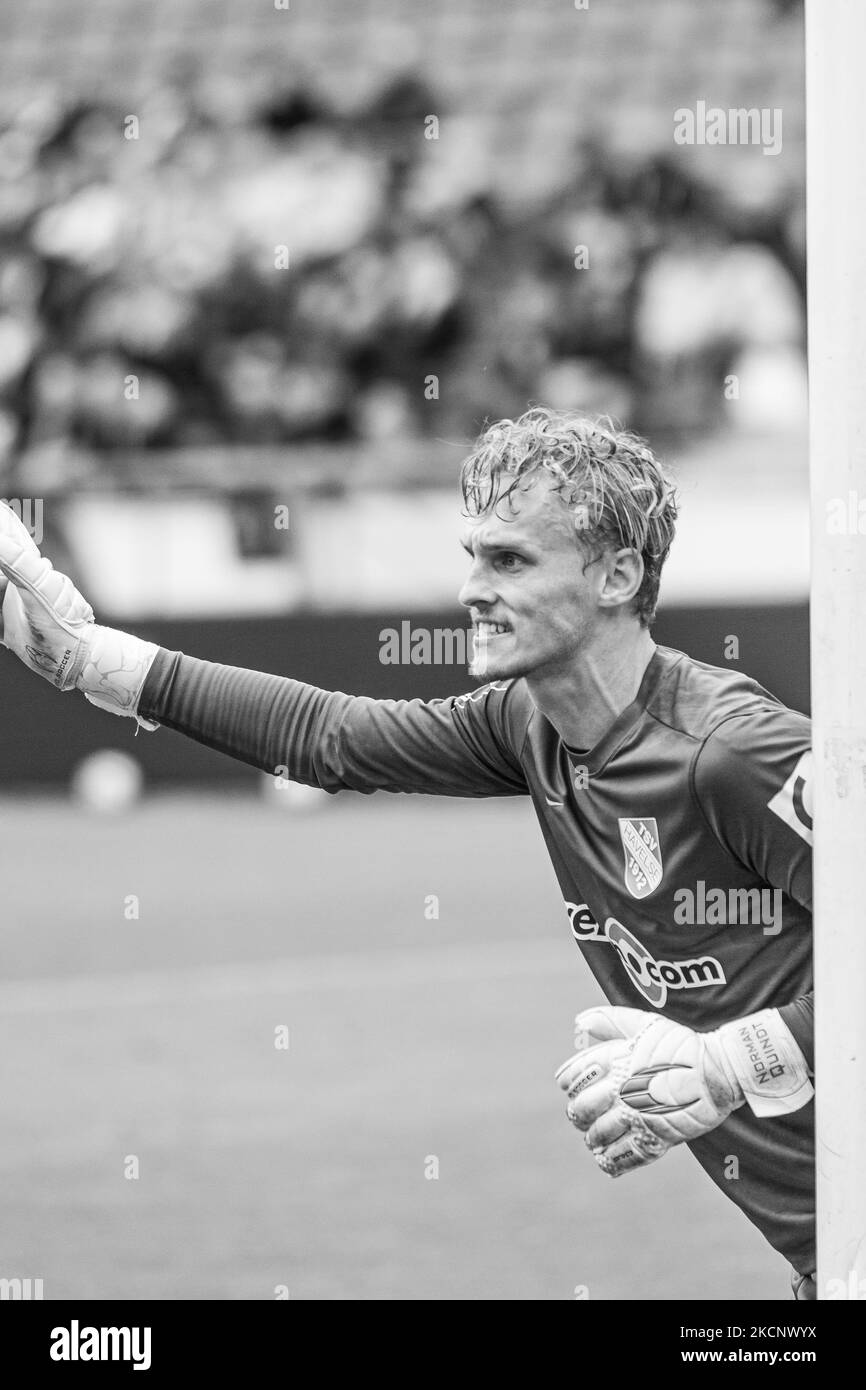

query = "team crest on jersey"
[618,817,663,899]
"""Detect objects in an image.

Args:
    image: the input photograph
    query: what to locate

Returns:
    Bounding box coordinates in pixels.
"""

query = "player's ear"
[597,547,644,613]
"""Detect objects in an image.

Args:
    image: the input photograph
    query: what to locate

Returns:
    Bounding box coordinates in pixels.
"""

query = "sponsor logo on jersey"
[767,750,813,846]
[618,817,663,898]
[565,902,726,1008]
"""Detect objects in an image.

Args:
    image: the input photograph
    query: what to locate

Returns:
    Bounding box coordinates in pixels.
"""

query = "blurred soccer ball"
[71,749,144,813]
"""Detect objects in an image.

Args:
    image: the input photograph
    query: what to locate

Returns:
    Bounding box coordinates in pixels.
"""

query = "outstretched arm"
[138,648,529,796]
[0,503,530,798]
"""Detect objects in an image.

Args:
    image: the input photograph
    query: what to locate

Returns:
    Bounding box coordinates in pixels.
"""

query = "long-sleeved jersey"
[139,643,815,1272]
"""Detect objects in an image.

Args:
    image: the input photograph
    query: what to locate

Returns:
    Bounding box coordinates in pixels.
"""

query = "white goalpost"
[806,0,866,1301]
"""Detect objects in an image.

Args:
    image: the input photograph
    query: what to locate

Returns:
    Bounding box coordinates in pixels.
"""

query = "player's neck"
[526,629,657,751]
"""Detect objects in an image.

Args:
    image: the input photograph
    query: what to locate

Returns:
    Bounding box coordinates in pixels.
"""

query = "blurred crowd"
[0,69,807,491]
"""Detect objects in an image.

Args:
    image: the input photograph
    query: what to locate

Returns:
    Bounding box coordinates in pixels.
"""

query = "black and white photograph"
[0,0,859,1342]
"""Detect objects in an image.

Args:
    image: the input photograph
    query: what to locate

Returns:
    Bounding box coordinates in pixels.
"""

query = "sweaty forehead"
[459,476,571,550]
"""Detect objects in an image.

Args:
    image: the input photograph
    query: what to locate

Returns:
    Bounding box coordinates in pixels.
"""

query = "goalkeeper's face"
[458,476,618,683]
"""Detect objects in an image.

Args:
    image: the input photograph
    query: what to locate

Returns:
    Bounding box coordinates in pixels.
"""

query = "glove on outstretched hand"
[0,503,159,725]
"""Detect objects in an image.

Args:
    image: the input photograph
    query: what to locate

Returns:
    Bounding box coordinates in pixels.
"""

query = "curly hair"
[460,407,679,627]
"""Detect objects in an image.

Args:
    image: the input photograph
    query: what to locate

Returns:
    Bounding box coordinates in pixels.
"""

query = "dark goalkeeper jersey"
[140,643,815,1272]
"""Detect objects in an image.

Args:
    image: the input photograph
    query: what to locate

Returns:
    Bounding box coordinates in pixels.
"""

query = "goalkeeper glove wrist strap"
[78,626,161,731]
[712,1008,813,1118]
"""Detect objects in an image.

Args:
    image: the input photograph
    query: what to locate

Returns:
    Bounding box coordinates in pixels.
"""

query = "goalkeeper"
[0,408,816,1298]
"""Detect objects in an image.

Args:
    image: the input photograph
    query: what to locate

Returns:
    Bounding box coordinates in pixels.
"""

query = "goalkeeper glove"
[555,1005,813,1178]
[0,503,159,728]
